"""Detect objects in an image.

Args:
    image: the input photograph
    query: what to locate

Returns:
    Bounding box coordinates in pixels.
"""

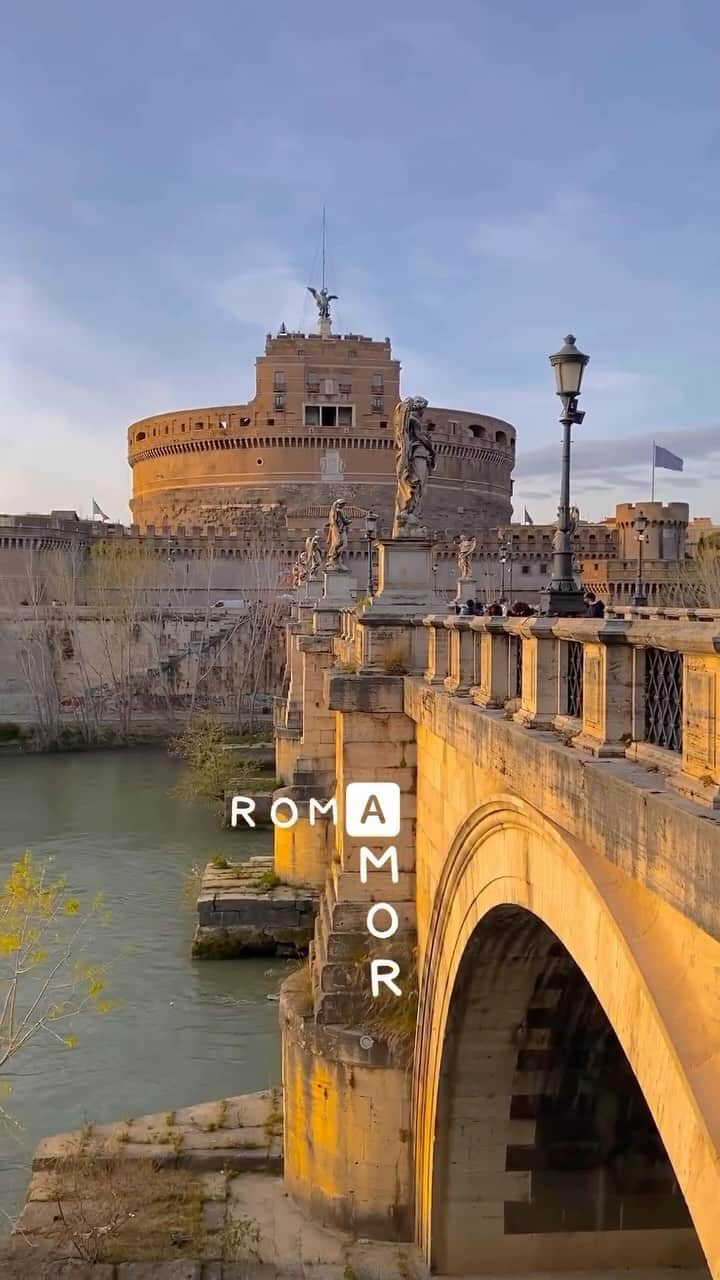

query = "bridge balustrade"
[422,612,720,810]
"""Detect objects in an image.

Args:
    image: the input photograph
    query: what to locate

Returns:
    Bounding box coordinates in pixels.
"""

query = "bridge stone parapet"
[423,611,720,811]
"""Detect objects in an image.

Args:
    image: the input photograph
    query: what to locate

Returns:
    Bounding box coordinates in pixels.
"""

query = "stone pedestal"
[322,568,357,605]
[454,577,478,608]
[368,537,435,616]
[303,578,323,602]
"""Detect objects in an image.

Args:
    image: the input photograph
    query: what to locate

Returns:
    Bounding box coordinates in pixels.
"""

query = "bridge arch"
[412,795,719,1274]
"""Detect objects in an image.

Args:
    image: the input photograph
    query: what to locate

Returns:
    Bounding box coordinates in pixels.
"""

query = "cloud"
[0,272,183,521]
[517,424,720,482]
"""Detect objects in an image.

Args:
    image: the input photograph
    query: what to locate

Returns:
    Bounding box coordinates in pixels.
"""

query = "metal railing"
[567,640,584,719]
[645,647,682,753]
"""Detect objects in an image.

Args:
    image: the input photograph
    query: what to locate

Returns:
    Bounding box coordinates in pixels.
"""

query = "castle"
[127,319,517,536]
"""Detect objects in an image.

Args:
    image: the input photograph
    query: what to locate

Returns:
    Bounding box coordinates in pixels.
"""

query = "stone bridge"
[272,546,720,1277]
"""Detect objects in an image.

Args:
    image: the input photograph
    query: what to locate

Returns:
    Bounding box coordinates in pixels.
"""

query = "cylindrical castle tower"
[615,502,689,560]
[127,328,516,534]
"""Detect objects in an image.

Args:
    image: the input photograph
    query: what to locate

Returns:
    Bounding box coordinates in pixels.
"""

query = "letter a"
[361,794,386,825]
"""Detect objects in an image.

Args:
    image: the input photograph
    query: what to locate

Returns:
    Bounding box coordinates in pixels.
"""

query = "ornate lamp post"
[631,510,649,607]
[364,509,378,597]
[540,335,590,617]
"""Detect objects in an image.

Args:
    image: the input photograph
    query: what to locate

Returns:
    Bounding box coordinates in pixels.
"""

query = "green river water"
[0,749,279,1220]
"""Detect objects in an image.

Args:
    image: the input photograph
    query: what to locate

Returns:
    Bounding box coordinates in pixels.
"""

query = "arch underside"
[413,797,720,1275]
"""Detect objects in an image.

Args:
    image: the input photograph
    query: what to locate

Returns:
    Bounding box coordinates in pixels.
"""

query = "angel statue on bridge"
[392,396,436,537]
[303,529,324,581]
[457,534,477,581]
[325,499,351,571]
[291,556,305,590]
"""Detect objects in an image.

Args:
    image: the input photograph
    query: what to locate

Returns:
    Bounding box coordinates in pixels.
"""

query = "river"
[0,749,279,1220]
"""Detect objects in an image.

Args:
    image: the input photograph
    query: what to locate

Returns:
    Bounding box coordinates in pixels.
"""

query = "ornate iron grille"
[645,648,683,753]
[515,638,523,699]
[567,641,584,719]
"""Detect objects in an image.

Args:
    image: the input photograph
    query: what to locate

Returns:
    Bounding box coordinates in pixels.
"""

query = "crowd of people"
[453,593,605,618]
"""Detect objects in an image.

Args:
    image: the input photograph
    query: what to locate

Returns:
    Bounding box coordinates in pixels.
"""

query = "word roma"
[231,789,403,999]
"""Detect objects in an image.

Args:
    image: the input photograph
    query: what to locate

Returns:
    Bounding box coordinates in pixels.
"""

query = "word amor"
[231,783,403,999]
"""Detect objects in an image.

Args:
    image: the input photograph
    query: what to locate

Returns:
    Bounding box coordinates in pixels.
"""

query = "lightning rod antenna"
[321,205,326,292]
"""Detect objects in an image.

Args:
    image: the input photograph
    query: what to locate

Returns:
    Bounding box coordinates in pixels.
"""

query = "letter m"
[359,846,399,884]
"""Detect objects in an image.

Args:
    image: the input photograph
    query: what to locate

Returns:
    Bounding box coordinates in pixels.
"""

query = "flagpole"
[651,440,655,502]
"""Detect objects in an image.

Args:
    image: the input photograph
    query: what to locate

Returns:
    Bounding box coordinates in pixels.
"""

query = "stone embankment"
[6,1089,431,1278]
[193,858,317,958]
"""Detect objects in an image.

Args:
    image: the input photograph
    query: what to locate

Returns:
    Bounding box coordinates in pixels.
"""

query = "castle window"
[380,420,388,428]
[306,373,320,392]
[304,405,320,426]
[521,565,530,575]
[371,397,383,412]
[469,424,485,439]
[324,379,336,396]
[372,373,383,391]
[274,394,285,410]
[540,563,548,573]
[195,421,204,430]
[449,420,458,435]
[136,431,146,442]
[256,458,264,466]
[266,417,275,426]
[338,406,353,426]
[321,405,336,426]
[495,430,507,447]
[273,370,285,390]
[338,382,351,396]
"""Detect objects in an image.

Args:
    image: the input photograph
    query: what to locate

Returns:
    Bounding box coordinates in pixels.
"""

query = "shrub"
[254,869,281,893]
[170,715,239,807]
[50,1157,205,1263]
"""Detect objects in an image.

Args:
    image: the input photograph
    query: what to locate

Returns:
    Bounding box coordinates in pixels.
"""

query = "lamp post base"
[539,583,586,617]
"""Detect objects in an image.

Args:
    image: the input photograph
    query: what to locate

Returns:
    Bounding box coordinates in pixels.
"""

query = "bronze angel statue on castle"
[307,286,338,321]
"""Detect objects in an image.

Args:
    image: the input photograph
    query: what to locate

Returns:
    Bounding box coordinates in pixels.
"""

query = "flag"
[654,444,683,472]
[92,499,110,521]
[523,507,534,525]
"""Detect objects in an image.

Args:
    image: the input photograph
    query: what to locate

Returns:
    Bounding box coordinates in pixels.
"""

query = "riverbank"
[0,717,273,754]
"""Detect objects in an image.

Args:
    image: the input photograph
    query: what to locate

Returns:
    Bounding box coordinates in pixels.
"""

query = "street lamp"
[499,538,511,605]
[364,509,378,597]
[539,334,590,616]
[631,510,649,607]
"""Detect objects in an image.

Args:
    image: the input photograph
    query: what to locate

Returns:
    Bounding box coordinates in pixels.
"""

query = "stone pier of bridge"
[272,541,720,1278]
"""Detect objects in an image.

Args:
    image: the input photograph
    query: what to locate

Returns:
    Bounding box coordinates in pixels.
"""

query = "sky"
[2,0,720,525]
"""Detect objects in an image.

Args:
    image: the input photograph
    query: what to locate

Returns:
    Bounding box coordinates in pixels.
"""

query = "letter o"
[271,797,299,828]
[367,902,399,940]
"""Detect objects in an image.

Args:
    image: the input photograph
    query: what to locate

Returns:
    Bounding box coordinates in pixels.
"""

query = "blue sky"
[2,0,720,524]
